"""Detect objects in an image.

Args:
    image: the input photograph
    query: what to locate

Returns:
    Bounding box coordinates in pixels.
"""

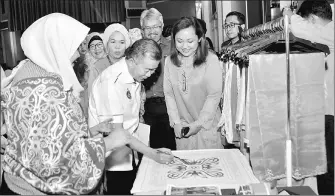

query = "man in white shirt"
[284,0,334,194]
[89,39,173,195]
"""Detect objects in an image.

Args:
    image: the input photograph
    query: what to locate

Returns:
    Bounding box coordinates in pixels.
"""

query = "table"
[131,149,260,195]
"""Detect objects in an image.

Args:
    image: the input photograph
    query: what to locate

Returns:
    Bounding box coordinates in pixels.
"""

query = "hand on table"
[153,148,174,164]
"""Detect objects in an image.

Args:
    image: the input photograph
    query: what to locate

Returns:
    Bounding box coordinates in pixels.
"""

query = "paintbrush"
[156,150,188,162]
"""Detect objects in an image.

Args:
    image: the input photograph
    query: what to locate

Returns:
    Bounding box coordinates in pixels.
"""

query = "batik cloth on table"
[131,149,259,194]
[246,53,327,181]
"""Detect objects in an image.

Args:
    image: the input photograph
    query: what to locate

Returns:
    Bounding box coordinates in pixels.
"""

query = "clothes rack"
[218,13,329,186]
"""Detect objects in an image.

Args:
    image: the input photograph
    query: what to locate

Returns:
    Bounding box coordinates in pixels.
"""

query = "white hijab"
[103,24,131,49]
[2,13,89,98]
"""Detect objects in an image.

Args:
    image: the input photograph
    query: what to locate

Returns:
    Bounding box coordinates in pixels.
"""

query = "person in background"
[103,23,131,66]
[0,13,131,195]
[284,0,334,194]
[162,24,173,38]
[78,37,88,57]
[164,16,223,150]
[73,59,89,88]
[86,33,106,62]
[89,39,173,195]
[197,18,217,55]
[73,58,90,119]
[129,28,143,44]
[140,8,176,150]
[221,11,246,48]
[72,32,106,121]
[86,32,109,96]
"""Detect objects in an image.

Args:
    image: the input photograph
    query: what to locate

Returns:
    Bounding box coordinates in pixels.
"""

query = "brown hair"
[170,16,208,67]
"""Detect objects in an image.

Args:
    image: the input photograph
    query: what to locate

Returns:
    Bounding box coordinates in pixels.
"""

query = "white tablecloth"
[131,149,259,195]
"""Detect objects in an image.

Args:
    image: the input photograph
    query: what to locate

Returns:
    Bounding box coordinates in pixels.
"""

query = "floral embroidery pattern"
[1,75,105,195]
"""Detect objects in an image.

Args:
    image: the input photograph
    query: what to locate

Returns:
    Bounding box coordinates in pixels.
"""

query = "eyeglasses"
[223,23,241,30]
[89,42,104,50]
[142,25,162,32]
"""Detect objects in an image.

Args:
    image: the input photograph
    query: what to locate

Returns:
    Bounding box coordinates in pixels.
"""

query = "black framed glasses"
[223,23,241,30]
[89,42,104,50]
[142,25,162,32]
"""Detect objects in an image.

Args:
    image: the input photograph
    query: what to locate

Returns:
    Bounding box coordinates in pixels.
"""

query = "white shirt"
[291,15,334,115]
[88,57,141,171]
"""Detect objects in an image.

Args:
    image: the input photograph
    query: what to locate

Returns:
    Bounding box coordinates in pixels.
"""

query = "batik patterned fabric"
[167,157,224,179]
[1,62,106,194]
[247,53,327,181]
[131,149,259,194]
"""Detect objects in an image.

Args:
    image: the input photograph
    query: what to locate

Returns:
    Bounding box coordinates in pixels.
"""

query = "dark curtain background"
[9,0,125,31]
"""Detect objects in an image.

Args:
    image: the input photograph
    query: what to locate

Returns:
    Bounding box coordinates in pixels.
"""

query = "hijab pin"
[126,88,132,99]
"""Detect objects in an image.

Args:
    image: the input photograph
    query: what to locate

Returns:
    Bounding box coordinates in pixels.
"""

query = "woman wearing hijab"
[86,24,131,96]
[86,32,107,64]
[86,32,109,96]
[0,13,131,195]
[103,23,131,66]
[75,32,106,119]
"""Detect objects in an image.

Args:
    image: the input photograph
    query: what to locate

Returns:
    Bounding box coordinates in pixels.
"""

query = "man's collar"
[114,58,136,84]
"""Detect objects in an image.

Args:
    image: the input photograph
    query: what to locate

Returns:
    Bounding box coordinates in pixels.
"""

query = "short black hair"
[73,58,88,85]
[226,11,246,24]
[163,25,173,37]
[125,38,162,62]
[297,0,332,21]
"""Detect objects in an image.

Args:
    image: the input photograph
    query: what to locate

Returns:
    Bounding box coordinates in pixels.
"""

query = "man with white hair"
[140,8,176,151]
